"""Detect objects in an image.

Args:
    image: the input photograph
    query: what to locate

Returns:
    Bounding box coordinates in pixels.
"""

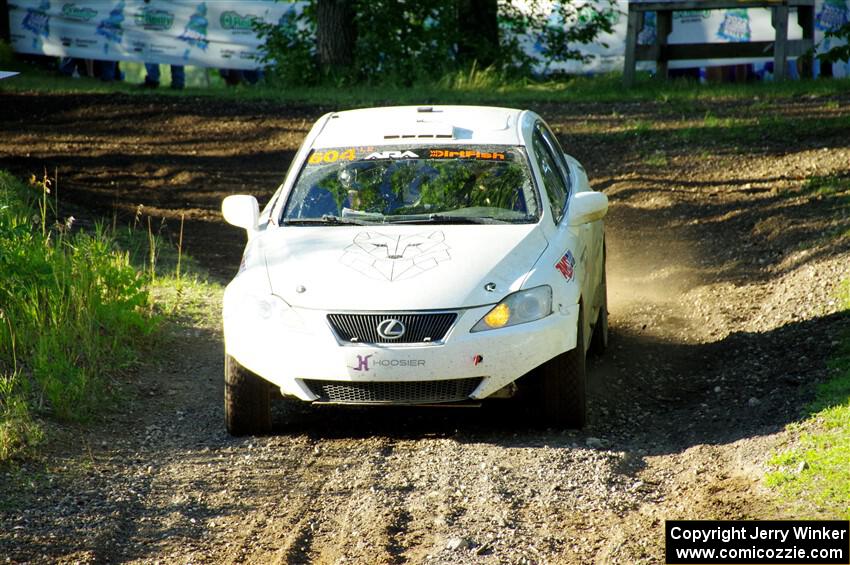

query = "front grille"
[327,312,456,344]
[304,378,482,404]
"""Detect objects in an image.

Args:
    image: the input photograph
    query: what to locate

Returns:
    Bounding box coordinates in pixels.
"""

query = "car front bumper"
[223,298,579,403]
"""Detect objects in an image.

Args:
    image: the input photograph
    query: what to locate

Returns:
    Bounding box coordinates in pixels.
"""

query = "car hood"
[261,224,549,310]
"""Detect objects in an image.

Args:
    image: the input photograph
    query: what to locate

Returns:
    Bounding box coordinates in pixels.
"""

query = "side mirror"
[567,191,608,226]
[222,195,260,234]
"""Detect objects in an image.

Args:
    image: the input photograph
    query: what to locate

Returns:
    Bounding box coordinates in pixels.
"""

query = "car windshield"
[281,145,538,225]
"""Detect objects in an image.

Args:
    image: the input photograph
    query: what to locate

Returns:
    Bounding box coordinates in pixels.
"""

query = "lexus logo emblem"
[377,318,406,340]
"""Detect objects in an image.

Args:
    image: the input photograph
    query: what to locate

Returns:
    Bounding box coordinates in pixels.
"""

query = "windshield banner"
[7,0,301,70]
[305,147,515,166]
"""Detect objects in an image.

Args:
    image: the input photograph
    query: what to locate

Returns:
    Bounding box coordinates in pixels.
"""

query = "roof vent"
[384,120,455,140]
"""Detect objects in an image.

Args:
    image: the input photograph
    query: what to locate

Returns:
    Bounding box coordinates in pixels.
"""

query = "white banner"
[8,0,301,70]
[7,1,850,75]
[528,0,850,76]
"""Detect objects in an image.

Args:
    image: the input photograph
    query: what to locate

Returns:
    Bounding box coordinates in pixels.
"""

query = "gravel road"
[0,91,848,563]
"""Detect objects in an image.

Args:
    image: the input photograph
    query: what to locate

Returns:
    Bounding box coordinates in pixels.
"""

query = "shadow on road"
[261,311,849,457]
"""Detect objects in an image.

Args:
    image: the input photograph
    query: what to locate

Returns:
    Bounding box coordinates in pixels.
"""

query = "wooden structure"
[623,0,816,85]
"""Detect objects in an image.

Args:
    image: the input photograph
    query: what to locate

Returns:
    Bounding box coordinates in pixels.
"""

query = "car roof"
[312,105,528,148]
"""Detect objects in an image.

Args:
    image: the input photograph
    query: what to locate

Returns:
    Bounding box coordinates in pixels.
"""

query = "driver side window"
[531,129,568,224]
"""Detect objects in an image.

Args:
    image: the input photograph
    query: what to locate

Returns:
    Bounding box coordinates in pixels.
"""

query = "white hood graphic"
[341,230,450,281]
[261,224,548,311]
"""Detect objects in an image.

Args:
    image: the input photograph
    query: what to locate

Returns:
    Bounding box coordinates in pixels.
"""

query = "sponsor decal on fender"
[555,250,575,281]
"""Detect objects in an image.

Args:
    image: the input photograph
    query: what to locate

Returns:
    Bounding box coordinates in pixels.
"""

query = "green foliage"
[436,62,515,91]
[415,161,526,212]
[253,6,319,86]
[0,371,43,461]
[353,1,461,85]
[765,281,850,519]
[0,171,158,460]
[0,41,14,66]
[255,1,618,86]
[498,0,618,74]
[818,22,850,65]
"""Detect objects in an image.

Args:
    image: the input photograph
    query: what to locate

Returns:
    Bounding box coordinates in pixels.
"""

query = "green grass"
[1,58,225,90]
[3,60,850,108]
[766,280,850,519]
[0,171,157,458]
[802,174,850,201]
[602,112,850,153]
[793,174,850,247]
[151,276,224,333]
[642,150,668,167]
[0,170,218,462]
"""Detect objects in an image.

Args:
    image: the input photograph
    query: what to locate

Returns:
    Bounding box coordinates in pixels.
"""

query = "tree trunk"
[1,0,11,43]
[316,0,356,72]
[457,0,499,67]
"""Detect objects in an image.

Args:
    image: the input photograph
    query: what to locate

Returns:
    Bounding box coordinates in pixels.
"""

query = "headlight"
[237,294,304,329]
[250,294,287,321]
[471,286,552,332]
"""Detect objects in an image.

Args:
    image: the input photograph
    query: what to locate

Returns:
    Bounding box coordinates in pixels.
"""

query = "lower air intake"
[304,378,483,404]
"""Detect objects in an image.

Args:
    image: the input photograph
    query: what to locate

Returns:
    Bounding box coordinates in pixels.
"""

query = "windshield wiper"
[283,215,371,226]
[385,214,523,225]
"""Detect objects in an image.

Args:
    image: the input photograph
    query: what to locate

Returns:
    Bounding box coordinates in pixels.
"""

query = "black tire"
[589,260,608,356]
[224,354,272,436]
[538,301,587,429]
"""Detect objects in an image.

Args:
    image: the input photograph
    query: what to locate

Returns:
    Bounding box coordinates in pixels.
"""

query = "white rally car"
[221,105,608,434]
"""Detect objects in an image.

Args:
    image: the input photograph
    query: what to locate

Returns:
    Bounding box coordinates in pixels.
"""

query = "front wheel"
[224,355,272,436]
[537,301,587,429]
